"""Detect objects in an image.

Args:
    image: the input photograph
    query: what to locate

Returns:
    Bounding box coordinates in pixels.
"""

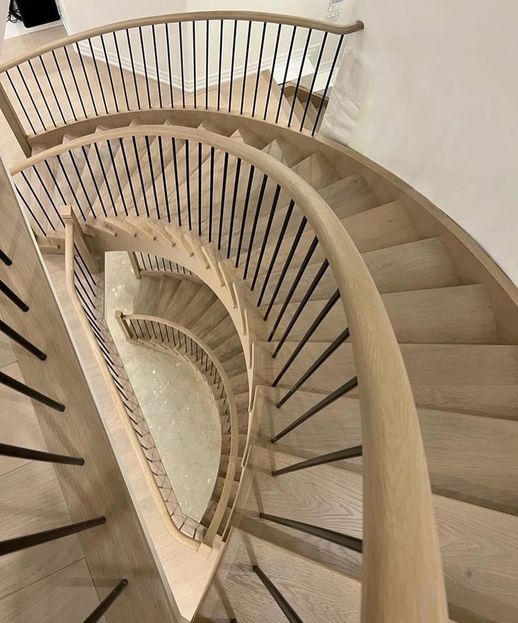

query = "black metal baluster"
[64,46,87,118]
[18,170,54,230]
[0,442,84,465]
[263,217,307,320]
[93,143,117,216]
[243,174,268,279]
[14,187,46,237]
[0,517,106,556]
[138,26,152,108]
[257,200,294,306]
[0,370,65,411]
[263,24,282,121]
[152,24,163,108]
[145,136,160,219]
[75,43,99,116]
[0,280,29,311]
[44,160,68,211]
[171,138,182,225]
[158,136,171,222]
[126,29,141,109]
[197,142,203,236]
[165,23,174,108]
[217,153,230,250]
[87,39,109,114]
[208,146,215,242]
[217,19,223,111]
[205,19,209,109]
[312,35,344,135]
[15,64,46,128]
[226,158,242,258]
[83,579,129,623]
[82,145,108,217]
[277,328,350,407]
[178,22,186,108]
[119,138,138,215]
[287,29,312,127]
[184,139,192,230]
[275,26,297,123]
[272,259,330,354]
[106,139,128,216]
[131,136,150,217]
[113,31,130,110]
[259,514,362,552]
[252,22,267,117]
[0,248,12,265]
[192,21,197,109]
[0,319,46,360]
[239,21,252,115]
[51,50,77,122]
[5,70,37,133]
[299,33,328,131]
[235,165,255,267]
[267,234,317,338]
[252,565,303,623]
[28,58,56,126]
[68,151,96,217]
[31,165,65,226]
[272,377,358,439]
[272,446,362,477]
[251,184,281,290]
[228,20,237,112]
[100,34,118,112]
[272,290,340,387]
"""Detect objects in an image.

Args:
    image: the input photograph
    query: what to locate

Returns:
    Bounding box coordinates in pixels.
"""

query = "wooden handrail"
[120,312,240,547]
[0,13,363,74]
[13,124,448,620]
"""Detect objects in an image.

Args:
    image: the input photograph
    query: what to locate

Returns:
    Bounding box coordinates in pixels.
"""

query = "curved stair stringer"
[118,311,242,545]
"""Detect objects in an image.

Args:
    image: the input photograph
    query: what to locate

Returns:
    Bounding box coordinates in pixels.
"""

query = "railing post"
[61,205,102,275]
[0,81,32,157]
[128,251,142,279]
[115,310,132,340]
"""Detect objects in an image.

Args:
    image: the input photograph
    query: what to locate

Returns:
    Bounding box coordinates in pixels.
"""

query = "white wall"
[0,0,9,52]
[57,0,186,32]
[322,0,518,284]
[57,0,334,33]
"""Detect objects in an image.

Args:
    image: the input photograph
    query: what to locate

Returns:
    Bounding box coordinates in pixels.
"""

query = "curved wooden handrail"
[14,124,448,621]
[0,12,363,73]
[120,312,240,547]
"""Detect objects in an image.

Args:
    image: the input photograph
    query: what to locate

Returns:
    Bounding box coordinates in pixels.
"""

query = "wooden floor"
[0,334,104,622]
[0,25,67,168]
[44,254,221,620]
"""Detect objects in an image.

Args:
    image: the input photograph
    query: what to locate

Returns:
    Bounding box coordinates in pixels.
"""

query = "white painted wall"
[57,0,334,33]
[56,0,186,32]
[322,0,518,284]
[0,0,9,53]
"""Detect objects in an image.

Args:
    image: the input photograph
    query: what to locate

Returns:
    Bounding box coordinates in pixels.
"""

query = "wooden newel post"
[115,311,131,340]
[0,81,32,157]
[60,205,103,274]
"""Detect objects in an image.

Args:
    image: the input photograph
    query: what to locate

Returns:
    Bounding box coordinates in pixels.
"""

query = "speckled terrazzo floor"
[104,251,221,521]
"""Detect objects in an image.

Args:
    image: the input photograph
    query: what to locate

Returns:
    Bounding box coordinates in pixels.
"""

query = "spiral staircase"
[0,11,517,623]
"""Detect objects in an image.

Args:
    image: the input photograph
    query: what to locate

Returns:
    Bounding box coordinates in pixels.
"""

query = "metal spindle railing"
[11,123,449,619]
[70,247,205,542]
[117,312,239,539]
[0,12,364,155]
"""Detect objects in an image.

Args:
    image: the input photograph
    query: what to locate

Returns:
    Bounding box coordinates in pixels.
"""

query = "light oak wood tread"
[253,386,518,516]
